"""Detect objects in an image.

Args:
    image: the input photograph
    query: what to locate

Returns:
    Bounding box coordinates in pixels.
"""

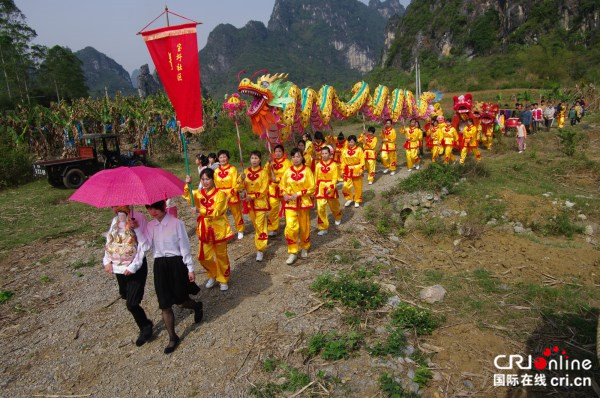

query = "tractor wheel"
[63,168,86,189]
[133,160,144,166]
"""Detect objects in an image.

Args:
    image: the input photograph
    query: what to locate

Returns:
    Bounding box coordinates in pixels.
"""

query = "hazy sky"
[16,0,410,75]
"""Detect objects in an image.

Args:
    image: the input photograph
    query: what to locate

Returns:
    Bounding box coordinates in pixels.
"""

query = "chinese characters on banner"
[141,23,203,133]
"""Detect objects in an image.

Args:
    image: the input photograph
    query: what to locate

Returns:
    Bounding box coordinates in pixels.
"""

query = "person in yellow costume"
[214,150,245,240]
[315,146,342,236]
[267,145,291,236]
[239,151,270,262]
[280,147,315,265]
[341,135,365,208]
[333,133,347,183]
[184,168,233,291]
[359,126,378,185]
[431,118,444,163]
[302,132,314,168]
[298,139,312,169]
[380,118,397,175]
[557,102,566,129]
[438,117,459,164]
[460,118,482,165]
[311,131,326,171]
[402,119,423,171]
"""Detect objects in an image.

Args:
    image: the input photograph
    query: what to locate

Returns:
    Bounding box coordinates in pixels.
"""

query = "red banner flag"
[142,23,203,133]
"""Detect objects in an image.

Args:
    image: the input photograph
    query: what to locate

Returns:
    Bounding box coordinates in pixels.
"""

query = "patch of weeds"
[376,218,390,235]
[396,227,407,236]
[307,331,363,360]
[312,271,387,310]
[417,217,446,237]
[40,275,52,284]
[0,290,15,304]
[262,357,278,373]
[353,266,380,278]
[461,160,490,178]
[414,368,433,387]
[479,201,507,222]
[76,272,84,277]
[250,363,310,398]
[71,258,96,270]
[542,210,583,238]
[363,189,376,202]
[365,204,378,221]
[351,238,362,249]
[424,269,444,284]
[516,282,591,313]
[557,128,578,157]
[284,311,296,319]
[391,303,442,336]
[344,315,361,326]
[397,163,461,193]
[368,327,407,357]
[39,255,52,265]
[472,268,502,293]
[327,250,352,264]
[379,373,419,398]
[410,349,429,367]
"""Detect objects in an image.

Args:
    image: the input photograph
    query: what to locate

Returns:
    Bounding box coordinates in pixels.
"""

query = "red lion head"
[453,94,472,114]
[480,102,499,125]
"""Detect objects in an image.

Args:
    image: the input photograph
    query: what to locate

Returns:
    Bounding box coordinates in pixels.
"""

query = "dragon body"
[238,73,438,145]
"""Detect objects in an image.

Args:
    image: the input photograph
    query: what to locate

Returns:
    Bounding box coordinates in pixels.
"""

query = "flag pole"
[179,125,195,207]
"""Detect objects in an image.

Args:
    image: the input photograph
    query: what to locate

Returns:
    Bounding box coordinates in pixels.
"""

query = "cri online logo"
[494,346,593,371]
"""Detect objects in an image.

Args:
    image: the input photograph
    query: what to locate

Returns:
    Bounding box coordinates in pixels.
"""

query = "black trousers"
[115,259,151,330]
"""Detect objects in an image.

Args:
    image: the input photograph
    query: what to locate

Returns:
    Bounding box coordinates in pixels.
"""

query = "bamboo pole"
[180,127,195,207]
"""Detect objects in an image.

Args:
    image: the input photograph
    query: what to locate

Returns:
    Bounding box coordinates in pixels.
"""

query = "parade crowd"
[102,96,586,354]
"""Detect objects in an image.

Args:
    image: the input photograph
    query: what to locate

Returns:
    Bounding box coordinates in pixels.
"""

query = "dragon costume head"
[238,72,296,144]
[453,94,473,115]
[480,102,500,126]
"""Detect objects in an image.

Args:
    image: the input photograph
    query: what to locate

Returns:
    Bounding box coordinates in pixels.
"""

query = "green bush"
[379,373,420,398]
[543,210,583,238]
[368,327,407,357]
[307,331,363,360]
[397,163,461,193]
[312,271,387,310]
[0,290,14,304]
[0,132,33,188]
[391,304,441,336]
[557,128,578,157]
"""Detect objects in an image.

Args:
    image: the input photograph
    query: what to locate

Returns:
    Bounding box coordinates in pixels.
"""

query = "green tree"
[0,0,38,106]
[36,45,88,103]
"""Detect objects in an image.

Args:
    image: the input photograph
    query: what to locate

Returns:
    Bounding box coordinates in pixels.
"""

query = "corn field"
[1,93,223,159]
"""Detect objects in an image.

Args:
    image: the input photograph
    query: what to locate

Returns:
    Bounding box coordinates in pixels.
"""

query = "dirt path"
[0,156,412,396]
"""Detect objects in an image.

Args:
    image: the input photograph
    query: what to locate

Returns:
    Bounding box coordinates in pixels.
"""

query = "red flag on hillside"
[142,23,203,133]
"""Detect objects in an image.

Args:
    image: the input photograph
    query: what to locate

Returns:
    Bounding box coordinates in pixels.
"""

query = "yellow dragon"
[236,71,438,145]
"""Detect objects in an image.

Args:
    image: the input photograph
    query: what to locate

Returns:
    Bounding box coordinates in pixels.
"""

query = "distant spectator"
[521,104,533,135]
[516,119,527,153]
[543,100,555,131]
[532,103,543,134]
[207,152,220,170]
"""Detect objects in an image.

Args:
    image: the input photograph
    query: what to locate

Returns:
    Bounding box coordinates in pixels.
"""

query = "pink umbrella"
[69,166,185,208]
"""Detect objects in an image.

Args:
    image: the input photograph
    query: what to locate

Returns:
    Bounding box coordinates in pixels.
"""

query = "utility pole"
[165,5,170,27]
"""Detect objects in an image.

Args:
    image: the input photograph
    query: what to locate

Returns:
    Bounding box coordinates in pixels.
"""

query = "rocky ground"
[1,121,599,397]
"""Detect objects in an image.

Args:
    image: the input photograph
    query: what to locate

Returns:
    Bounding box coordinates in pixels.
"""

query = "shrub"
[0,132,33,188]
[368,327,407,357]
[391,303,441,336]
[379,373,420,398]
[0,290,14,304]
[397,163,460,193]
[307,331,363,360]
[557,128,578,157]
[543,210,583,238]
[312,271,387,310]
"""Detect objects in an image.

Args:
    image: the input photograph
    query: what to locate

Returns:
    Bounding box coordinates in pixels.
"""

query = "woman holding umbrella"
[134,200,203,354]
